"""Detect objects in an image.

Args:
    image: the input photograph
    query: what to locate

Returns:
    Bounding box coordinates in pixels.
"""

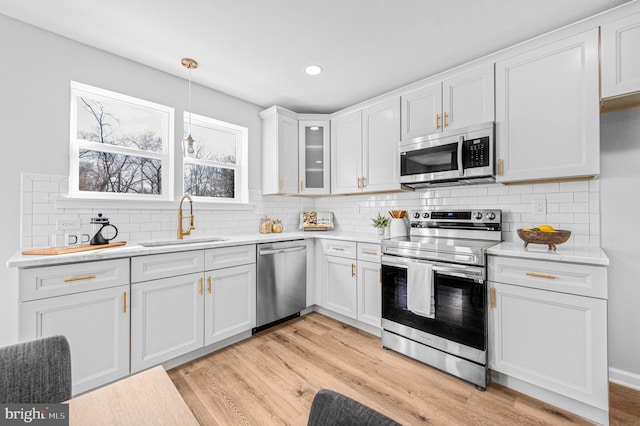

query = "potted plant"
[371,212,390,235]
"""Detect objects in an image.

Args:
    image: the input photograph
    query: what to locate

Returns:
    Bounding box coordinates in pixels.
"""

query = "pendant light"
[182,57,198,155]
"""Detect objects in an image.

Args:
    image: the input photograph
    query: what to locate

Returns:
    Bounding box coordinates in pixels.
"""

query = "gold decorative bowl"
[517,229,571,251]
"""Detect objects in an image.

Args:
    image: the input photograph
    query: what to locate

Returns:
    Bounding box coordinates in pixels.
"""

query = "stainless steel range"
[381,209,502,389]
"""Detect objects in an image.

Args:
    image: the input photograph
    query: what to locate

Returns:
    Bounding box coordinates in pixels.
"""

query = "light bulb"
[185,134,195,154]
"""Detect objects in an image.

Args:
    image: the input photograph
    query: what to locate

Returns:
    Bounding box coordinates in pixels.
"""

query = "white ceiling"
[0,0,632,113]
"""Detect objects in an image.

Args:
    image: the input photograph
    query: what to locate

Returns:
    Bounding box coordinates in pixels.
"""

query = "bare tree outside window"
[69,82,173,200]
[183,113,247,202]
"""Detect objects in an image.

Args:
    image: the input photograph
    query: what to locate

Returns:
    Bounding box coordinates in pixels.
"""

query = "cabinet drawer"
[488,255,607,299]
[321,240,357,258]
[19,259,130,302]
[131,250,204,283]
[205,244,256,270]
[357,243,381,262]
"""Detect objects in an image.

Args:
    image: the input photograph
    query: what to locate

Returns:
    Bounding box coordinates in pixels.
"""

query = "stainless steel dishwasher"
[254,240,307,333]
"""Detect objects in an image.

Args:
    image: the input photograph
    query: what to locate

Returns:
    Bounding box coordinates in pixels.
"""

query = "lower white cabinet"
[488,254,608,423]
[489,282,608,409]
[320,240,382,328]
[19,259,131,396]
[20,284,130,396]
[204,264,256,345]
[323,255,357,319]
[131,273,204,373]
[130,245,256,373]
[357,260,381,328]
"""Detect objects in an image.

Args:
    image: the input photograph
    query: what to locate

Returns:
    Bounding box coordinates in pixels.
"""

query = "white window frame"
[182,112,249,204]
[69,81,174,201]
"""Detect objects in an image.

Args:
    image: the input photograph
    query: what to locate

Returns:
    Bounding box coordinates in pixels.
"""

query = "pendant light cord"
[188,68,192,137]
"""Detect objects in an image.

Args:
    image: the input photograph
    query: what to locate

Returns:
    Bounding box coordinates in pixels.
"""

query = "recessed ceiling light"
[310,126,320,131]
[305,65,323,76]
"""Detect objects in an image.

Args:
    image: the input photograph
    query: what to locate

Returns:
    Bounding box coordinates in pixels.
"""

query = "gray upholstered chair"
[308,389,401,426]
[0,335,72,403]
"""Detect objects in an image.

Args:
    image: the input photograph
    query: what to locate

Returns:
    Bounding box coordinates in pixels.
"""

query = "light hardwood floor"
[169,313,640,425]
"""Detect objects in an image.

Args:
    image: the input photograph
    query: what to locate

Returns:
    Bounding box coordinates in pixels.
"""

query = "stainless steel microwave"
[399,122,495,189]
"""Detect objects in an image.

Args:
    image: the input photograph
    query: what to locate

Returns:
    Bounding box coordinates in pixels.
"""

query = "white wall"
[0,14,266,346]
[601,107,640,385]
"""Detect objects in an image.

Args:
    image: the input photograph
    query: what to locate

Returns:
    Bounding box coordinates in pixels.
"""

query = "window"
[182,112,248,203]
[69,81,174,200]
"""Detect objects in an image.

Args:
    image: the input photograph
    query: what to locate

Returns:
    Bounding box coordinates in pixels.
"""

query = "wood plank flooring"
[169,313,640,425]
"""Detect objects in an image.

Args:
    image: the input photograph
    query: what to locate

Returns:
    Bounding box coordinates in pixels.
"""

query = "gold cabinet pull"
[361,176,366,188]
[300,179,303,192]
[351,264,356,277]
[436,114,441,129]
[207,276,212,294]
[490,288,496,308]
[363,250,378,255]
[332,247,345,251]
[64,275,96,283]
[279,178,283,191]
[444,112,448,128]
[497,159,503,176]
[526,272,556,279]
[357,177,361,189]
[199,277,204,295]
[378,268,382,284]
[123,291,127,313]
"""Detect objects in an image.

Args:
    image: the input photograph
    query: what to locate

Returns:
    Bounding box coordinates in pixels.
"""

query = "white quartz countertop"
[487,241,609,266]
[7,231,387,268]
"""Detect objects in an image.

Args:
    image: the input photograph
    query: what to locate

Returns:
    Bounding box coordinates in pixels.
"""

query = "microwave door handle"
[457,136,464,176]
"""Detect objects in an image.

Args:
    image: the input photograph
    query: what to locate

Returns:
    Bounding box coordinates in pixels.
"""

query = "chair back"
[0,335,72,403]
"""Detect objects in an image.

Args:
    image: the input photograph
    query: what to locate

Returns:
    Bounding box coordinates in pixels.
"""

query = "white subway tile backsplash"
[20,173,601,248]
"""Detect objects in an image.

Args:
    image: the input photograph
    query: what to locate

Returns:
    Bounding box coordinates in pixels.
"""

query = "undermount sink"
[138,237,227,247]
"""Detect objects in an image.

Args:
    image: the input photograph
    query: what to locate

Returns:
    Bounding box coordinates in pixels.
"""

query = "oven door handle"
[432,265,484,281]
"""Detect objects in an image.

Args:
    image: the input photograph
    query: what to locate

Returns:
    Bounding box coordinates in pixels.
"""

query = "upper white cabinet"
[495,29,600,183]
[260,106,299,195]
[601,12,640,99]
[331,97,401,194]
[401,63,494,142]
[299,120,330,195]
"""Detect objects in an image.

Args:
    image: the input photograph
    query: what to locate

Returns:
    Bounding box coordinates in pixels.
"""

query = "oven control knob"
[413,212,421,219]
[486,211,496,220]
[474,212,483,220]
[422,212,430,219]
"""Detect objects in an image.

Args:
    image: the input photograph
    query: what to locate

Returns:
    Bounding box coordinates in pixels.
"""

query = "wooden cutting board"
[22,241,127,255]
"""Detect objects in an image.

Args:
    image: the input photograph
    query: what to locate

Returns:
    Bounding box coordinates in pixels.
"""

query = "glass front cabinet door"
[299,120,330,195]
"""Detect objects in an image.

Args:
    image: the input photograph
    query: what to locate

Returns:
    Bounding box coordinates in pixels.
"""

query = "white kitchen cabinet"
[488,254,608,424]
[601,12,640,99]
[204,263,256,345]
[357,243,381,328]
[299,120,330,195]
[130,245,256,372]
[331,98,400,194]
[260,106,299,195]
[331,110,362,194]
[20,285,130,396]
[131,272,204,373]
[323,255,358,319]
[401,63,494,141]
[18,259,131,395]
[319,240,382,328]
[495,29,600,183]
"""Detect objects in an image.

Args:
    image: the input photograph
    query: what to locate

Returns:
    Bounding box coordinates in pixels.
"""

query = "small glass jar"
[272,219,283,233]
[259,216,272,234]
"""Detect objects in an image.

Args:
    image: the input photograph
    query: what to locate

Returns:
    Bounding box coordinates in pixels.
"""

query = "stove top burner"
[382,209,502,266]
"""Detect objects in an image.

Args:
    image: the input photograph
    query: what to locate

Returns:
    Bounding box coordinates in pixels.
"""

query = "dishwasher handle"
[259,246,306,256]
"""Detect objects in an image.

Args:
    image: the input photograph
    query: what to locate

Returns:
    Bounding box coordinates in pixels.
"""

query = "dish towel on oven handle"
[407,261,435,319]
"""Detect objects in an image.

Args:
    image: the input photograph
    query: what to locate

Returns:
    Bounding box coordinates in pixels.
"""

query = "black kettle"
[90,213,118,245]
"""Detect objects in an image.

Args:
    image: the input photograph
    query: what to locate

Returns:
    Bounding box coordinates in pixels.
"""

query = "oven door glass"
[382,263,486,351]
